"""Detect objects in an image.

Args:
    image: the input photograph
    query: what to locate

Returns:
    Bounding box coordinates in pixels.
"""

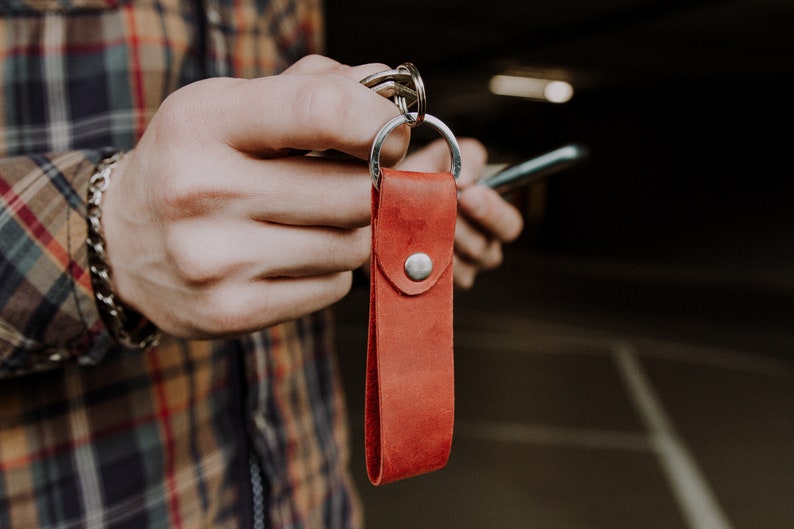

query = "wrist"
[86,151,161,350]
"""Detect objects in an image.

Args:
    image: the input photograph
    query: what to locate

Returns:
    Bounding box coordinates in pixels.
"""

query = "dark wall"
[325,5,794,271]
[513,77,794,268]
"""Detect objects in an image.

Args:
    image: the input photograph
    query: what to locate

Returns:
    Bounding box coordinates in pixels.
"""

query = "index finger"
[189,74,410,166]
[281,54,393,83]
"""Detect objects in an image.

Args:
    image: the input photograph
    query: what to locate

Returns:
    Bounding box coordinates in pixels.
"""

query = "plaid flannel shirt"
[0,1,362,527]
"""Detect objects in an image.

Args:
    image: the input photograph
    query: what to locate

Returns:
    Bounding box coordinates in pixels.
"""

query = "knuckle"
[507,214,525,242]
[317,272,354,308]
[471,236,490,259]
[156,176,195,218]
[165,234,225,287]
[155,79,231,149]
[456,233,488,263]
[319,228,371,271]
[155,84,207,135]
[330,271,354,301]
[291,54,340,73]
[189,284,265,337]
[347,228,372,267]
[294,78,354,143]
[155,167,231,221]
[454,262,476,290]
[459,138,488,165]
[364,62,391,72]
[484,243,504,269]
[458,276,475,290]
[197,295,248,335]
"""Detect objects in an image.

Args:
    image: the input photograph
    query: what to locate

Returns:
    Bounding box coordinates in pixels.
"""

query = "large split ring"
[369,112,461,190]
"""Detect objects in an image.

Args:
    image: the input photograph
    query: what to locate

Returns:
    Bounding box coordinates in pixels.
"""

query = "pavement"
[333,244,794,529]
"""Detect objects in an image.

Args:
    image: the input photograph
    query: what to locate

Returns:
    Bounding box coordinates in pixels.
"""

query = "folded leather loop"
[366,167,457,485]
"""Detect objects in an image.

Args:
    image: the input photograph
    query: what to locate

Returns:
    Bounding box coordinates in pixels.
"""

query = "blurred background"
[326,1,793,528]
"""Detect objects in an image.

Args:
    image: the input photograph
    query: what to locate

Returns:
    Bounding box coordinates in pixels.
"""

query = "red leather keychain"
[365,113,462,485]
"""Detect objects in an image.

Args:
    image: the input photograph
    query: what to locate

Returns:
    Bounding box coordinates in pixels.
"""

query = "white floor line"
[451,311,794,381]
[615,344,734,529]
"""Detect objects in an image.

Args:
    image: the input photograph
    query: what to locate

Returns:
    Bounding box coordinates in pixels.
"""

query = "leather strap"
[366,167,457,485]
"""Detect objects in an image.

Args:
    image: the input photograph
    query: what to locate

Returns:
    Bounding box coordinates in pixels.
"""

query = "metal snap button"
[404,252,433,281]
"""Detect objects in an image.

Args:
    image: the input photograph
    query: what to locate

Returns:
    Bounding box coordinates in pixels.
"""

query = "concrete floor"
[333,245,794,529]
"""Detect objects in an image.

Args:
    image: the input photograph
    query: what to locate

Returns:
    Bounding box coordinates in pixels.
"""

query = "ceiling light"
[489,74,574,103]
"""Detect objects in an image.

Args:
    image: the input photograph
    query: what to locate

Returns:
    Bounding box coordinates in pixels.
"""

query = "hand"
[102,55,408,339]
[397,138,524,289]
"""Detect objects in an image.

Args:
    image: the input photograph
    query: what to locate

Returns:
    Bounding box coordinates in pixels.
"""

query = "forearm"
[0,149,116,377]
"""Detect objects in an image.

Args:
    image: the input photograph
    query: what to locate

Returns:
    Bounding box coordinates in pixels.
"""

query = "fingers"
[457,185,524,243]
[239,156,372,227]
[453,255,491,291]
[165,219,371,287]
[171,68,409,165]
[453,185,523,289]
[454,218,504,269]
[282,54,392,84]
[398,137,487,182]
[179,272,355,338]
[146,216,371,338]
[158,155,373,229]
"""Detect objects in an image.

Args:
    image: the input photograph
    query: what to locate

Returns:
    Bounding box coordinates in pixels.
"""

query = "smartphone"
[479,143,589,194]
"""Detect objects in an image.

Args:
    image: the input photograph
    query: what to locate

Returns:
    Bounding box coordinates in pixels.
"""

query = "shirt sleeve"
[0,150,117,377]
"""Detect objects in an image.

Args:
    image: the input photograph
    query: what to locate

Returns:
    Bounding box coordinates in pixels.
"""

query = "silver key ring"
[360,62,427,126]
[397,62,426,125]
[369,112,461,190]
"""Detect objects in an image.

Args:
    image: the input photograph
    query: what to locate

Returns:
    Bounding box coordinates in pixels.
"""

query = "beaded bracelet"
[86,152,161,350]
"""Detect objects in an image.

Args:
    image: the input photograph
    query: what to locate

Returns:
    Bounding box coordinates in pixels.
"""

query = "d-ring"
[369,112,461,190]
